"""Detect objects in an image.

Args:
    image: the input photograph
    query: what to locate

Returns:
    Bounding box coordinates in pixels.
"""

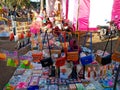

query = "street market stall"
[0,0,120,90]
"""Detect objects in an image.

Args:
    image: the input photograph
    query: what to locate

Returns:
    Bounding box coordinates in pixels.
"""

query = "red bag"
[55,57,66,67]
[32,53,43,62]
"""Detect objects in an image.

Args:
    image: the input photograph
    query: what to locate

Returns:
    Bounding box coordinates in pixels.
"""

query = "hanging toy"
[21,33,24,39]
[30,21,41,34]
[26,31,31,37]
[9,33,14,41]
[87,67,91,79]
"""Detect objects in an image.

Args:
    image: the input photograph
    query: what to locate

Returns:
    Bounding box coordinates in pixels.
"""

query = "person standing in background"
[12,5,20,20]
[11,5,20,35]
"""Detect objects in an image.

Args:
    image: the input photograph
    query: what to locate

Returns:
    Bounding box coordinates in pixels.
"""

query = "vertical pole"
[40,0,44,10]
[113,63,120,90]
[76,0,80,31]
[66,0,69,19]
[76,0,80,46]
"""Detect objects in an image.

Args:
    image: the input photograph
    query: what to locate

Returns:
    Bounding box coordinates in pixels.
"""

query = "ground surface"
[0,32,118,90]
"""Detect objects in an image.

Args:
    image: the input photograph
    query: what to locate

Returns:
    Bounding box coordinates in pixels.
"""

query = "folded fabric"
[76,83,85,90]
[69,84,76,90]
[86,83,96,90]
[16,82,27,90]
[60,73,68,79]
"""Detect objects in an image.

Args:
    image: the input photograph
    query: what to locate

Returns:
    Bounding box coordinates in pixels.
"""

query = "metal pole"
[40,0,44,10]
[113,63,120,90]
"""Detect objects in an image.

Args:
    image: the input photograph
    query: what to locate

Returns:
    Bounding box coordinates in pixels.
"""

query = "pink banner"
[111,0,120,20]
[61,0,69,19]
[78,0,90,31]
[66,0,69,19]
[46,0,55,17]
[73,0,79,31]
[61,0,66,19]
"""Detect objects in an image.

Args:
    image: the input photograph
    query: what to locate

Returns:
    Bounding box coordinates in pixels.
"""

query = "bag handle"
[102,34,112,56]
[42,30,52,57]
[83,32,93,54]
[60,31,68,54]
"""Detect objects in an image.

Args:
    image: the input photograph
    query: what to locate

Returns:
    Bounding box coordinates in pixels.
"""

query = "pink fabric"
[46,0,55,17]
[111,0,120,20]
[72,0,79,31]
[66,0,69,19]
[16,82,27,89]
[30,21,41,34]
[78,0,90,31]
[61,0,66,18]
[111,0,120,30]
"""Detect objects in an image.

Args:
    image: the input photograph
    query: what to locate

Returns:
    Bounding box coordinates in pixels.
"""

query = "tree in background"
[1,0,31,9]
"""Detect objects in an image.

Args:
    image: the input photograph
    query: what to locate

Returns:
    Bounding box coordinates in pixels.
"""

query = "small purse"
[55,57,66,67]
[81,54,94,66]
[96,35,112,65]
[96,54,112,65]
[32,53,43,63]
[80,32,94,66]
[41,57,53,67]
[67,51,79,62]
[51,49,61,57]
[0,53,6,60]
[41,30,53,67]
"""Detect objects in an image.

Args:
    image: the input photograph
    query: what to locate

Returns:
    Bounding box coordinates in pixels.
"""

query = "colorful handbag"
[81,54,94,66]
[7,58,17,67]
[112,38,120,62]
[51,50,61,57]
[32,53,43,63]
[41,30,53,67]
[55,57,66,78]
[67,51,79,62]
[80,32,94,66]
[41,57,53,67]
[55,57,66,67]
[0,53,6,60]
[96,35,112,65]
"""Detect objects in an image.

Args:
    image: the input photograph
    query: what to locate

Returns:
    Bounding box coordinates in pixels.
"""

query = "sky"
[30,0,40,2]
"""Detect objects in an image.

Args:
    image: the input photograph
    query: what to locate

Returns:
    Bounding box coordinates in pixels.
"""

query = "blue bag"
[27,85,39,90]
[80,32,94,65]
[80,54,94,65]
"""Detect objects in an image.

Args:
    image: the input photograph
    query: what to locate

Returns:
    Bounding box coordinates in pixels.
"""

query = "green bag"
[4,83,15,90]
[7,58,16,67]
[20,60,30,69]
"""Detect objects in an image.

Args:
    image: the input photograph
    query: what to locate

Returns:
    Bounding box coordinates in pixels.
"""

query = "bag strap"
[83,32,93,54]
[102,34,112,56]
[42,30,52,57]
[61,31,68,54]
